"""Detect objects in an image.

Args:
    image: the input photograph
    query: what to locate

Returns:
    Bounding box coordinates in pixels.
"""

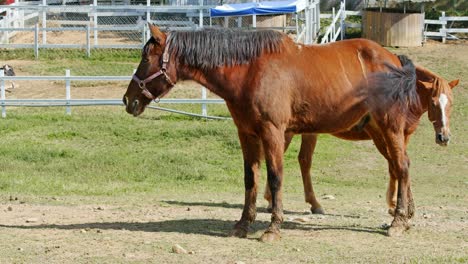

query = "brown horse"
[124,24,422,241]
[264,66,459,217]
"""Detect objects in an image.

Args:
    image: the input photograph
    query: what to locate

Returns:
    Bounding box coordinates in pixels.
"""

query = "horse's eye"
[142,58,149,63]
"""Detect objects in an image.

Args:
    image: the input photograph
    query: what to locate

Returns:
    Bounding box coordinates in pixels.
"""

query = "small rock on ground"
[25,218,39,223]
[172,244,188,254]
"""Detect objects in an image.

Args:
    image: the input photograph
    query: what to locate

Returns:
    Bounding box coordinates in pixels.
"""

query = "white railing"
[424,12,468,43]
[0,70,226,119]
[320,0,345,44]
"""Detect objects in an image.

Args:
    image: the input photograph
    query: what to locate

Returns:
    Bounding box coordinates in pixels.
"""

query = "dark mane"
[166,28,284,70]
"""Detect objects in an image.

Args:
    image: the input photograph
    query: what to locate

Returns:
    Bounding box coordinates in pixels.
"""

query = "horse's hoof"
[311,207,325,214]
[387,225,406,237]
[230,227,248,238]
[231,223,249,238]
[388,208,396,216]
[259,231,281,242]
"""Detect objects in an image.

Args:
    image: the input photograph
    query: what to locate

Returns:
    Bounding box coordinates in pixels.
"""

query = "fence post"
[332,7,335,41]
[93,0,98,46]
[304,0,310,43]
[201,87,207,117]
[0,70,6,118]
[441,11,446,44]
[315,0,320,37]
[199,0,204,28]
[65,69,71,115]
[86,24,91,57]
[146,0,150,24]
[4,7,10,44]
[42,0,47,45]
[34,23,39,59]
[340,0,346,40]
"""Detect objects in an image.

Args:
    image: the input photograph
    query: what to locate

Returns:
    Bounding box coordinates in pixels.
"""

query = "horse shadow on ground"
[0,219,387,238]
[0,199,387,237]
[161,200,304,215]
[161,200,363,219]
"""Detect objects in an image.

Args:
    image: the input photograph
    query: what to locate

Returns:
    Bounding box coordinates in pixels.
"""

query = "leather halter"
[132,43,176,101]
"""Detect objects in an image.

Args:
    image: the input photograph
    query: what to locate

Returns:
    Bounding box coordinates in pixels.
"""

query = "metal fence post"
[441,11,446,44]
[42,0,47,45]
[0,70,6,118]
[86,24,91,57]
[65,69,71,115]
[199,0,204,28]
[34,23,39,59]
[93,0,98,46]
[201,87,207,117]
[340,0,346,40]
[146,0,150,24]
[4,8,10,44]
[304,0,310,44]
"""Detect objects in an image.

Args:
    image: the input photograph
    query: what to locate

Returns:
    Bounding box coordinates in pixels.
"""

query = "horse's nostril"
[132,100,139,113]
[437,133,444,142]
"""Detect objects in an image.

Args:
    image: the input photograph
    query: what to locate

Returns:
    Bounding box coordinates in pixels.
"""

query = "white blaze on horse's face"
[439,93,448,128]
[432,92,452,146]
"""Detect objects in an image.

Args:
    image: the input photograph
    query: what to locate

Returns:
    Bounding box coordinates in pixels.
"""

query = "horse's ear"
[417,80,431,90]
[415,66,435,82]
[449,79,459,89]
[148,23,166,44]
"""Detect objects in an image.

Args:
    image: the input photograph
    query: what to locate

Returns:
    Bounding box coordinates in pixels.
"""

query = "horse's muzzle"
[124,97,142,117]
[436,133,450,146]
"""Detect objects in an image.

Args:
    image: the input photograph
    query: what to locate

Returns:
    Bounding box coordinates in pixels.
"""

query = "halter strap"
[132,42,176,101]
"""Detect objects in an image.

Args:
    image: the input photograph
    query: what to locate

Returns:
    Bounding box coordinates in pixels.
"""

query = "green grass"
[0,106,372,197]
[0,49,140,76]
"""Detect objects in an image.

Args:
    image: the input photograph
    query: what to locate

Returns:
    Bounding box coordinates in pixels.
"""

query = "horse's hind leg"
[231,131,262,238]
[264,133,324,214]
[264,132,293,212]
[299,134,324,214]
[260,123,285,242]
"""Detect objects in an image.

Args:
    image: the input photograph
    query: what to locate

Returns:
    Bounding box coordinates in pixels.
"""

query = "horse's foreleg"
[231,132,262,238]
[365,125,399,216]
[383,132,412,237]
[260,124,285,242]
[299,134,324,214]
[404,135,415,219]
[264,132,293,212]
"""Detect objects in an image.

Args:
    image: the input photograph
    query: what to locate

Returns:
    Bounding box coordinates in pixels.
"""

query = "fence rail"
[0,70,226,119]
[424,12,468,43]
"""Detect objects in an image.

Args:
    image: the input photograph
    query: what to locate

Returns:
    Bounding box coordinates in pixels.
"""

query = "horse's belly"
[287,106,367,134]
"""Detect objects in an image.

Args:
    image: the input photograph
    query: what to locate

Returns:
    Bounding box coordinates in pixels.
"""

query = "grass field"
[0,41,467,263]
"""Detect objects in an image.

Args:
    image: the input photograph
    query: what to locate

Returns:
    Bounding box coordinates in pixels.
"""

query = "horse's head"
[123,24,176,116]
[417,68,459,146]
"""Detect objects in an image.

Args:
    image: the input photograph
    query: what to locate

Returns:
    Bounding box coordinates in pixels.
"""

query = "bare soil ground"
[1,40,467,263]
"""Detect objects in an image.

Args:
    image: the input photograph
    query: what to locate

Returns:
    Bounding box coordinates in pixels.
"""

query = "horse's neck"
[177,65,246,102]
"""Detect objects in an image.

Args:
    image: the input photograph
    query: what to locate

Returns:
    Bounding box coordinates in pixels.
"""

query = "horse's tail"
[366,55,421,124]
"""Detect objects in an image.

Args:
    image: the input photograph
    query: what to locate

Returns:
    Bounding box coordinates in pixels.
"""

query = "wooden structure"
[362,8,424,47]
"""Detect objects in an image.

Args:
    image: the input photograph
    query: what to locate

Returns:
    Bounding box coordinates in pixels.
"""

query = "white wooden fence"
[424,11,468,43]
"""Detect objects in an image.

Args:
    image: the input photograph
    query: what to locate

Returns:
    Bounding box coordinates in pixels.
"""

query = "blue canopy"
[210,0,306,17]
